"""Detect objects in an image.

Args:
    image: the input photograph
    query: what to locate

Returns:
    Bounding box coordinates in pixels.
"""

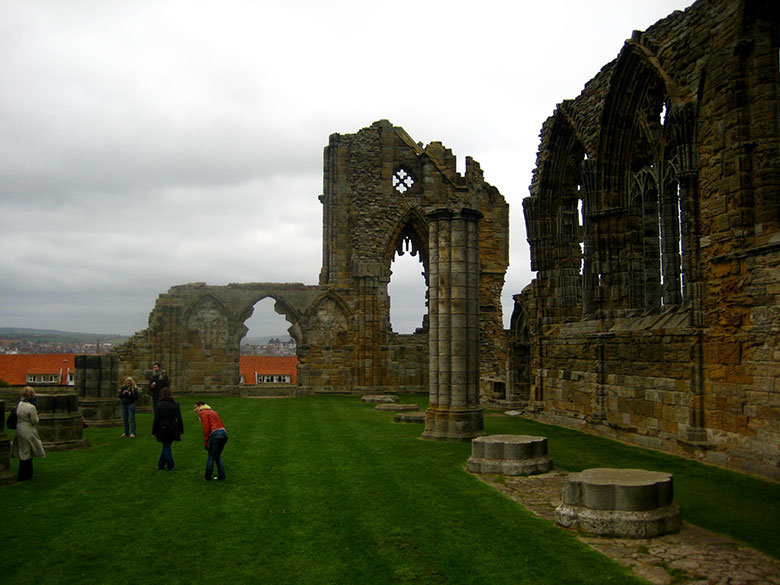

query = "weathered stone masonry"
[516,0,779,479]
[98,0,778,474]
[114,122,509,427]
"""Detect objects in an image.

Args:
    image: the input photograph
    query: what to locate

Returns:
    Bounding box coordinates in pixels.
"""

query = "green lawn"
[1,394,777,585]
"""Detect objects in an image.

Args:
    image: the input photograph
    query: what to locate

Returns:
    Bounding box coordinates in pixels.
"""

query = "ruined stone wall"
[114,122,508,399]
[321,120,508,394]
[115,283,323,395]
[521,0,779,479]
[386,332,428,393]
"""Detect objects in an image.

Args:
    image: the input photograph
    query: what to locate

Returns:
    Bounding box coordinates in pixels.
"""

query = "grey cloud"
[0,0,686,336]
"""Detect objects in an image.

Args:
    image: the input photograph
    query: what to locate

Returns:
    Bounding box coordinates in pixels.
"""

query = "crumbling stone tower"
[517,0,779,479]
[319,120,508,439]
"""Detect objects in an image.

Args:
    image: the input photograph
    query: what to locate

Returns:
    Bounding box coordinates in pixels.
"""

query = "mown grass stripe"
[1,394,777,585]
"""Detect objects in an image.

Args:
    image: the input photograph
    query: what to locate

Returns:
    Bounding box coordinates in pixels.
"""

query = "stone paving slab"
[477,470,780,585]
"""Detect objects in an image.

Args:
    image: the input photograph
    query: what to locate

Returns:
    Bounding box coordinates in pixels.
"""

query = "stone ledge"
[393,412,426,423]
[374,403,419,412]
[361,394,399,403]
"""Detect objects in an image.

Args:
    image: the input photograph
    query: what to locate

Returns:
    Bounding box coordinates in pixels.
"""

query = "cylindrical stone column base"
[555,468,682,538]
[422,405,484,442]
[466,434,553,475]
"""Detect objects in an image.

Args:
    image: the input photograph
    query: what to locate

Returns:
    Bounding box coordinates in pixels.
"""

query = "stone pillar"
[75,354,121,426]
[423,208,484,441]
[0,400,14,485]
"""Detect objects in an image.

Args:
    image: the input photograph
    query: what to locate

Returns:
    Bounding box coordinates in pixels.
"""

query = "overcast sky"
[0,0,688,338]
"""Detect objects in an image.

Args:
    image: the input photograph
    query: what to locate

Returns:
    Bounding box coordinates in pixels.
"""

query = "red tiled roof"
[240,356,299,384]
[0,353,298,386]
[0,353,76,386]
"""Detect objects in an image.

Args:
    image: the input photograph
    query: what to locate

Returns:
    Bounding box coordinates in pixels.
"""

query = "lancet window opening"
[628,89,683,310]
[388,221,429,333]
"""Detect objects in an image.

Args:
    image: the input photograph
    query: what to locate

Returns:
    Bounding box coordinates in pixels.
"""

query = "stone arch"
[300,291,352,349]
[524,106,587,321]
[297,291,354,391]
[595,40,686,313]
[599,40,683,200]
[384,207,430,278]
[236,293,305,347]
[384,207,430,332]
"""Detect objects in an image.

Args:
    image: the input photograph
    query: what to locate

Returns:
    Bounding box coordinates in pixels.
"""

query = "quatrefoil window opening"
[392,168,415,194]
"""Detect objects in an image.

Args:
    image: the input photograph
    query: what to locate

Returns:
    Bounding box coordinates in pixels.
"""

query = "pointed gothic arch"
[594,40,687,313]
[383,207,430,278]
[236,293,305,347]
[524,105,587,321]
[300,291,352,349]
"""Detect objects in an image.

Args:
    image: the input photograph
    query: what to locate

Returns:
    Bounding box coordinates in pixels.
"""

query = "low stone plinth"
[375,403,419,412]
[555,468,682,538]
[361,395,399,403]
[35,393,89,451]
[466,434,553,475]
[79,397,122,427]
[393,411,426,423]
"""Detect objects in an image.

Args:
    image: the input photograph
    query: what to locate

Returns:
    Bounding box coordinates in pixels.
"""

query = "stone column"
[76,354,121,426]
[422,208,484,441]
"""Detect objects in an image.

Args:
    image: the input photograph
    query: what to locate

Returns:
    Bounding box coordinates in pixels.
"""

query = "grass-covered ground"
[2,394,777,585]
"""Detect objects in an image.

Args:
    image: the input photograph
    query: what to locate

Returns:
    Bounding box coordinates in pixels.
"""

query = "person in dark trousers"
[148,362,169,413]
[152,388,183,471]
[10,386,45,481]
[194,401,228,481]
[117,376,140,437]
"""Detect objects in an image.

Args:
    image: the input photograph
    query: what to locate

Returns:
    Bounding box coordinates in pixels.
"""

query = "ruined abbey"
[96,0,777,479]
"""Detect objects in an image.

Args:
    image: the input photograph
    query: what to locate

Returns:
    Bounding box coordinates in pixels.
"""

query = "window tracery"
[392,168,415,193]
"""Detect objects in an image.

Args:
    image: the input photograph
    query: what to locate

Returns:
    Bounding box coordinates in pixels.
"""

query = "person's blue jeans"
[158,442,175,470]
[121,402,136,435]
[205,429,228,480]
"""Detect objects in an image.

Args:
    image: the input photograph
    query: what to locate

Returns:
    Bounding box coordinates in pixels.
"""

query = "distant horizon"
[0,326,293,343]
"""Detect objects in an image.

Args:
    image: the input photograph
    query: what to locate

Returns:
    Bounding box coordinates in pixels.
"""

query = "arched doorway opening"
[389,242,427,333]
[241,297,296,357]
[239,296,299,391]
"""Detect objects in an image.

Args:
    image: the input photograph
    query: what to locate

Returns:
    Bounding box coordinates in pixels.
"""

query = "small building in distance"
[0,353,76,387]
[239,356,299,385]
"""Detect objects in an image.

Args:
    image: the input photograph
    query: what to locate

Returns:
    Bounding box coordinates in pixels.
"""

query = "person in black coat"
[149,362,169,413]
[151,388,183,471]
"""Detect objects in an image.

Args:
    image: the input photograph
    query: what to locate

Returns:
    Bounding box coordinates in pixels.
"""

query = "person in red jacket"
[194,401,228,481]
